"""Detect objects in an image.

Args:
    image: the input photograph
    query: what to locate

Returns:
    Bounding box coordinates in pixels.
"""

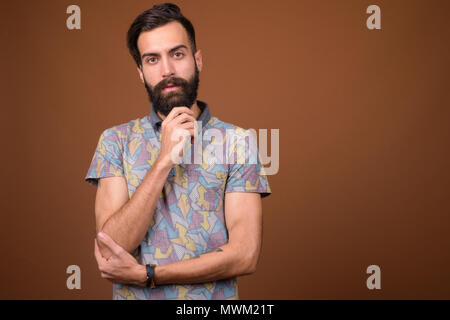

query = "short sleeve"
[224,129,272,198]
[85,128,125,187]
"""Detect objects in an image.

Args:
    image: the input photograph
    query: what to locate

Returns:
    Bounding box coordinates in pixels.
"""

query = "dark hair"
[126,3,197,68]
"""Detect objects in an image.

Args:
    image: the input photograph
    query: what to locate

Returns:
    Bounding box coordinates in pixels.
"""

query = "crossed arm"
[94,167,263,286]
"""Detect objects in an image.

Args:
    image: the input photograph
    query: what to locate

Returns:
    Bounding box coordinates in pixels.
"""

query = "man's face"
[137,21,203,116]
[142,62,199,117]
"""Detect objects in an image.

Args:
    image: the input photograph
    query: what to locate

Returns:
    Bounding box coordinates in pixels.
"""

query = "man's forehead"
[137,21,191,54]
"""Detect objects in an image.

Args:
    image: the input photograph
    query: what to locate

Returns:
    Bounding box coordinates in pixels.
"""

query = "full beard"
[144,66,200,117]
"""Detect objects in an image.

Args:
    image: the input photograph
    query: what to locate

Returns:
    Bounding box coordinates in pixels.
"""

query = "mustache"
[154,77,188,91]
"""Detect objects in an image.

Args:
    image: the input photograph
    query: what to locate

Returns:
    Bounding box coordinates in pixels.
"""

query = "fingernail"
[98,232,104,239]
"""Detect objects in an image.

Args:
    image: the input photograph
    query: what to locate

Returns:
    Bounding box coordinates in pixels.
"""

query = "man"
[85,3,271,300]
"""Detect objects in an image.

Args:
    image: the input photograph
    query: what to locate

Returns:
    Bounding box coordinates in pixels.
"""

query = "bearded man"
[85,3,271,300]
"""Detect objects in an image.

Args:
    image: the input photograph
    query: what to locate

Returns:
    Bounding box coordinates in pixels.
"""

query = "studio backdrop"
[1,0,449,299]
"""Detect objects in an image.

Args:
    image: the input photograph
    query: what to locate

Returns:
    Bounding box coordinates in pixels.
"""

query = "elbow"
[239,252,259,276]
[245,263,257,276]
[96,228,138,256]
[96,233,113,260]
[95,231,137,259]
[228,240,261,277]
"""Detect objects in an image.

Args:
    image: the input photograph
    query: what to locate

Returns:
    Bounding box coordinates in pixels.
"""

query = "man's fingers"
[173,113,196,125]
[101,271,112,279]
[181,122,198,140]
[179,121,195,130]
[175,124,197,147]
[165,106,194,123]
[100,271,120,284]
[94,239,104,263]
[97,232,123,256]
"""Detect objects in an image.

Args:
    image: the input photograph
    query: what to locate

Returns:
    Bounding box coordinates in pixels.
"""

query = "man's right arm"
[95,107,197,259]
[95,159,172,260]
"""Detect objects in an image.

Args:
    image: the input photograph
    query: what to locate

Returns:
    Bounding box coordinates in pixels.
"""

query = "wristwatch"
[145,264,157,288]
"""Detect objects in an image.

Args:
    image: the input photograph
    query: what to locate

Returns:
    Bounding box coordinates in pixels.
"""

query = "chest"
[122,134,229,212]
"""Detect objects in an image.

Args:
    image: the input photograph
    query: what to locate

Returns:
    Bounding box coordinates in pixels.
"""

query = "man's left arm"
[154,191,262,284]
[95,192,263,286]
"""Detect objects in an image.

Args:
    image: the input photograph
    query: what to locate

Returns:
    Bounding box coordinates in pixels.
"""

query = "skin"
[94,21,263,288]
[137,21,202,120]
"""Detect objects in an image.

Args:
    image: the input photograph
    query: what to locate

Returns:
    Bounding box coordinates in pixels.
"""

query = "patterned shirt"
[85,100,271,300]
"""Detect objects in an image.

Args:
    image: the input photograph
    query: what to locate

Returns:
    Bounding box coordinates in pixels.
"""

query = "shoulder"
[100,115,150,140]
[95,115,152,157]
[208,117,260,165]
[207,116,255,139]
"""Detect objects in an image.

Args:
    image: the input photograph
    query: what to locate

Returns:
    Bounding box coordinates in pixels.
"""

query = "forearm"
[99,159,172,258]
[153,243,255,285]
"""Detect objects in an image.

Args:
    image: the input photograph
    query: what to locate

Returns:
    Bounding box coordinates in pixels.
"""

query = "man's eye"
[147,57,157,63]
[174,52,184,58]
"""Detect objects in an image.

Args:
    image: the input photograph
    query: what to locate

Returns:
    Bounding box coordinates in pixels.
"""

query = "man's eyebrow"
[141,44,188,59]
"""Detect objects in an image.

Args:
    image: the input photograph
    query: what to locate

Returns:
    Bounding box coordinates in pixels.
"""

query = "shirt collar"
[149,100,211,131]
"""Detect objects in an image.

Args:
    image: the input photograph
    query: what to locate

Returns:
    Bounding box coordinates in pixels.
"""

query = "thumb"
[97,232,123,256]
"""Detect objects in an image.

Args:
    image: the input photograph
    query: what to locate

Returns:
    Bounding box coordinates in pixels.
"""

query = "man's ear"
[137,65,144,83]
[194,49,203,72]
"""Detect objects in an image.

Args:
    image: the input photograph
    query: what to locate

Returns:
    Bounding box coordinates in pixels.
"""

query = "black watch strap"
[145,264,156,288]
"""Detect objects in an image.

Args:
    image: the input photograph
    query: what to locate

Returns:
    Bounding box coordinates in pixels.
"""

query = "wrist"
[154,156,174,173]
[145,264,157,288]
[133,264,148,287]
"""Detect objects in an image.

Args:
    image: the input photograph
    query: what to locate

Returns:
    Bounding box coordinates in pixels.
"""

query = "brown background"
[1,0,449,299]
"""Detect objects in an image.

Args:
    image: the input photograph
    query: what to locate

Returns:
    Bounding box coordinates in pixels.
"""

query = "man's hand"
[157,106,198,169]
[94,192,263,287]
[94,232,147,286]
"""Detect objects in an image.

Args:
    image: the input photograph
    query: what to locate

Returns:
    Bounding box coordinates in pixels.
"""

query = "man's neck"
[156,101,201,121]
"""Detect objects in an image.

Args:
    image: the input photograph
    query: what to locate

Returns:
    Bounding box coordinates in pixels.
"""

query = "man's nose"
[161,57,175,78]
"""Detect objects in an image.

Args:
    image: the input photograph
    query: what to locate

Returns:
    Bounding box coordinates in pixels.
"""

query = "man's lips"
[163,85,180,92]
